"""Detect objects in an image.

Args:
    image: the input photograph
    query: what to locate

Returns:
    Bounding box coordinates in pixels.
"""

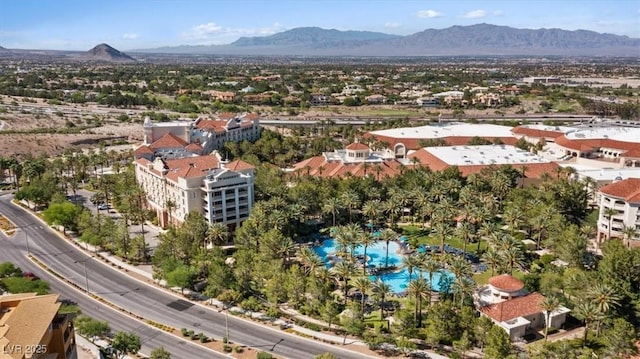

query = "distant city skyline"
[1,0,638,51]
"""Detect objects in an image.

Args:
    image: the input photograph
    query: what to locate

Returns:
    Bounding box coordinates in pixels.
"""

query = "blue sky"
[1,0,639,50]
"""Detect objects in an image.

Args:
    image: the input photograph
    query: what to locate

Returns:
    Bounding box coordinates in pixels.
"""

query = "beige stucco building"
[0,293,76,359]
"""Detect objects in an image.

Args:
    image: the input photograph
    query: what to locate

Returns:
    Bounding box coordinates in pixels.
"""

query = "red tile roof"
[488,274,525,292]
[225,160,255,171]
[163,155,220,182]
[133,145,154,155]
[148,133,189,149]
[599,178,640,204]
[185,143,203,151]
[195,119,228,132]
[480,293,545,322]
[345,142,370,150]
[292,156,403,179]
[511,127,565,139]
[555,135,639,152]
[622,148,640,158]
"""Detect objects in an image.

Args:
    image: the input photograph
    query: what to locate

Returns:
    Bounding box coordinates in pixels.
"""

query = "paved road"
[0,195,370,359]
[0,217,225,358]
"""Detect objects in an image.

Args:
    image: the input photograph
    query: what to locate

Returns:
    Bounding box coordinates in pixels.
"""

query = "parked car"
[97,203,109,210]
[22,272,40,281]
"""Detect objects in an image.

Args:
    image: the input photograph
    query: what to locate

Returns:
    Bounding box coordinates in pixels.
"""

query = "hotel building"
[596,178,640,242]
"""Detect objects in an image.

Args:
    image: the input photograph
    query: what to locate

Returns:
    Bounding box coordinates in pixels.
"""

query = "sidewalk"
[62,214,449,358]
[75,334,138,359]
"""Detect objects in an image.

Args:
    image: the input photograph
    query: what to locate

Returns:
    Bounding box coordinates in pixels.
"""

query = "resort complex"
[134,113,257,229]
[1,36,640,359]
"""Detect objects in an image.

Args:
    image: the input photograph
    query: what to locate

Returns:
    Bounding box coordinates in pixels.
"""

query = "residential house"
[476,274,570,340]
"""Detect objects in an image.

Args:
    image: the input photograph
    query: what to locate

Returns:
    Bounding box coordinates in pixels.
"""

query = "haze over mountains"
[0,24,638,59]
[139,24,639,57]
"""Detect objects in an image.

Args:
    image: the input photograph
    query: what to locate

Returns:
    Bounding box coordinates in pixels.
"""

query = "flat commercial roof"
[564,126,640,142]
[425,145,550,166]
[575,167,640,182]
[369,123,514,140]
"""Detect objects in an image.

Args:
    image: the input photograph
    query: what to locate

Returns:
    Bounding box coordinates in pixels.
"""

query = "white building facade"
[135,155,254,230]
[596,178,640,242]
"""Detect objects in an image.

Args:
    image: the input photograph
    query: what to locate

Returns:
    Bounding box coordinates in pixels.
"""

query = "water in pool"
[313,238,453,293]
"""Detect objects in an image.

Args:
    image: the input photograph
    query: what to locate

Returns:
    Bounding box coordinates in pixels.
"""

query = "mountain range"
[138,24,640,57]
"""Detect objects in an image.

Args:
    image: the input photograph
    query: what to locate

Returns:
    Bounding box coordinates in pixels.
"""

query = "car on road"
[22,272,40,281]
[97,203,109,210]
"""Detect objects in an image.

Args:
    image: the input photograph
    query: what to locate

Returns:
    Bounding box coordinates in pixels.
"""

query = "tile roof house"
[475,274,570,340]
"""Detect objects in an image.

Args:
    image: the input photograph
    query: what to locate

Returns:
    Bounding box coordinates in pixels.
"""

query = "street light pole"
[225,305,229,342]
[82,261,89,292]
[17,223,36,255]
[75,257,94,292]
[25,230,30,255]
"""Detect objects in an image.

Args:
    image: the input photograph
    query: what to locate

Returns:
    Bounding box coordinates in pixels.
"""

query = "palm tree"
[478,221,499,254]
[298,247,324,275]
[587,283,621,336]
[276,237,296,265]
[622,225,638,247]
[419,256,440,307]
[357,230,376,275]
[384,197,403,228]
[373,280,392,320]
[322,197,341,227]
[352,276,372,315]
[502,206,524,236]
[378,228,396,268]
[540,295,561,341]
[407,278,430,326]
[449,256,472,279]
[402,254,422,282]
[331,261,355,304]
[452,276,474,310]
[207,222,228,247]
[340,190,360,223]
[165,199,176,227]
[572,300,600,347]
[482,249,501,276]
[603,207,618,240]
[331,226,354,258]
[456,221,475,252]
[432,222,453,256]
[501,246,525,275]
[362,200,381,232]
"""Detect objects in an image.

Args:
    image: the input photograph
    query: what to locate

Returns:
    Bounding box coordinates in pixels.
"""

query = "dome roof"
[488,274,524,292]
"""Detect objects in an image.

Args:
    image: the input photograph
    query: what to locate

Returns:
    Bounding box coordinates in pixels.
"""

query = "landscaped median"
[27,254,273,359]
[0,213,17,236]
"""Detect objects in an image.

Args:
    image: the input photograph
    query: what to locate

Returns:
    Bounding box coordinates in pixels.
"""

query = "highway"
[0,195,370,359]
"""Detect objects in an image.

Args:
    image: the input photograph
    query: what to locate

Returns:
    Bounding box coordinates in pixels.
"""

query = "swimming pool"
[313,238,453,293]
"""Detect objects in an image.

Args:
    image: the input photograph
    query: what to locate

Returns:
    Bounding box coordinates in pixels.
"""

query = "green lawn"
[399,224,488,253]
